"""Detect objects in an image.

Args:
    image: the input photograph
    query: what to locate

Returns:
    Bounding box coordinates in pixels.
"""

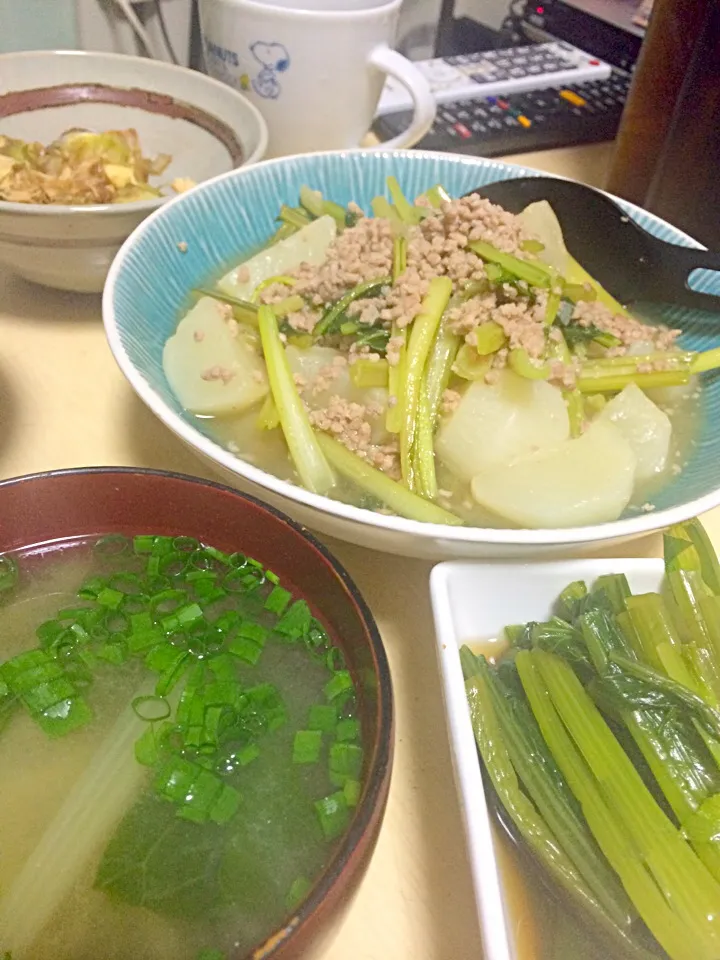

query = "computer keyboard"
[375,41,612,116]
[372,71,631,158]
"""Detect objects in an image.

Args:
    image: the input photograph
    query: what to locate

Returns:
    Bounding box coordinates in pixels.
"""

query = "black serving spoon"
[467,176,720,313]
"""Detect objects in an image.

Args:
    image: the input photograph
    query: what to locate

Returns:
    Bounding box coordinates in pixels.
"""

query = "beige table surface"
[2,140,718,960]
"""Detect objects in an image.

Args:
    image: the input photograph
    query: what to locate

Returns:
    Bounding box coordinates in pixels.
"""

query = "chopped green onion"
[275,600,312,640]
[343,778,361,807]
[0,648,92,738]
[131,695,171,722]
[314,791,351,840]
[286,876,313,911]
[237,743,260,766]
[336,717,360,741]
[293,729,323,764]
[329,742,364,786]
[324,670,354,702]
[228,636,263,665]
[93,535,130,557]
[308,703,337,732]
[133,535,156,554]
[96,587,124,610]
[265,585,292,615]
[134,724,161,766]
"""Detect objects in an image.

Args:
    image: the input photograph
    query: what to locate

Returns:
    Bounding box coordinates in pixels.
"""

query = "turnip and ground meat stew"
[0,535,361,960]
[163,179,720,529]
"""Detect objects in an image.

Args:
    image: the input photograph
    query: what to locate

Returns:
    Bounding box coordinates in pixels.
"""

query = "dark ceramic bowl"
[0,466,393,960]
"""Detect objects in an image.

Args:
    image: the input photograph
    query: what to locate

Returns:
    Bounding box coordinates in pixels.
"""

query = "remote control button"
[560,89,587,106]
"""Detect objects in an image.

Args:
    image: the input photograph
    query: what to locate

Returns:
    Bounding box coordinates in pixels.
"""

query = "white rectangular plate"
[429,557,665,960]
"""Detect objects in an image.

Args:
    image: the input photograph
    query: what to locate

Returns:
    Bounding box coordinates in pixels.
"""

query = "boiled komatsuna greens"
[462,517,720,960]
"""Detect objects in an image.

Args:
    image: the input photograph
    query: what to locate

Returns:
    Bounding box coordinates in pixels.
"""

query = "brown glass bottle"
[607,0,720,247]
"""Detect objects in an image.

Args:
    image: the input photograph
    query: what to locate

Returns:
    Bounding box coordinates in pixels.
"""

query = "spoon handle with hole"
[651,245,720,313]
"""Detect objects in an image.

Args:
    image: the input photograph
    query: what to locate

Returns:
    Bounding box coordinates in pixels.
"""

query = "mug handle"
[367,45,436,149]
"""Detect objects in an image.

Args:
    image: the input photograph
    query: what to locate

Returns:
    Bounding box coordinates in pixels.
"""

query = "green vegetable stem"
[399,276,453,490]
[258,305,336,495]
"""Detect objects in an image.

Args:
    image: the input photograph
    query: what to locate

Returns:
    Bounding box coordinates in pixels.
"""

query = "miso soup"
[0,534,363,960]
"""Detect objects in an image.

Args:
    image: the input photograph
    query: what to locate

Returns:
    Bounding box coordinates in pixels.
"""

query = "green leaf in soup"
[94,792,226,923]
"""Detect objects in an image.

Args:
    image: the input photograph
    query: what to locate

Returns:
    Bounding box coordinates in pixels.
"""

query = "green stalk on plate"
[464,518,720,960]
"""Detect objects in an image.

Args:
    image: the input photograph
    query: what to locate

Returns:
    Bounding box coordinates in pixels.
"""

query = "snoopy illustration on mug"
[249,42,291,99]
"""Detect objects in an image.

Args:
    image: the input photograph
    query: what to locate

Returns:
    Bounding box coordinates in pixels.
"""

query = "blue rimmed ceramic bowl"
[103,150,720,559]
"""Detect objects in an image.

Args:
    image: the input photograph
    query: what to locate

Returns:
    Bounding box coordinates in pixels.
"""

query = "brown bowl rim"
[0,464,394,960]
[0,50,267,217]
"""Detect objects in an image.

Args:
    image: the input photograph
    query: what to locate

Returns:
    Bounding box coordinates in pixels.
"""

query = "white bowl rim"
[103,147,720,548]
[0,49,269,217]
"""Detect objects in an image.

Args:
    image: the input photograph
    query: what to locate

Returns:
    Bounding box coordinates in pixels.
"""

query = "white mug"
[199,0,436,156]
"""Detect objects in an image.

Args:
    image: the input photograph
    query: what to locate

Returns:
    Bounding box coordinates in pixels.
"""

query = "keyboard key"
[454,122,472,139]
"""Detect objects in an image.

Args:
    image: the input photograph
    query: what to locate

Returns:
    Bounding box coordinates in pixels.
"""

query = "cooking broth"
[0,536,362,960]
[204,380,700,527]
